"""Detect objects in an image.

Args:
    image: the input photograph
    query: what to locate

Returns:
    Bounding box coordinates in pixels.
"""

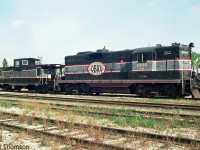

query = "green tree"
[191,51,200,73]
[2,58,8,68]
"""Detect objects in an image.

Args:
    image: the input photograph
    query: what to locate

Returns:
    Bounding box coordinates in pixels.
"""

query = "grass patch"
[111,114,158,128]
[108,114,199,130]
[0,100,15,108]
[2,99,196,130]
[176,133,183,138]
[110,108,119,114]
[39,138,47,147]
[55,105,199,129]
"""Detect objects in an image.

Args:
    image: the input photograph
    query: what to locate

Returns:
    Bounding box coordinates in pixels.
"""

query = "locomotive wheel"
[2,86,6,91]
[52,85,59,93]
[35,86,42,93]
[95,92,100,96]
[15,87,22,92]
[65,84,73,95]
[7,86,13,92]
[79,84,92,95]
[75,84,82,95]
[175,90,182,99]
[42,86,48,93]
[135,84,146,97]
[85,86,92,95]
[167,86,181,99]
[34,87,38,93]
[168,91,177,99]
[35,86,47,93]
[17,88,22,92]
[145,90,154,98]
[58,84,65,92]
[77,88,82,95]
[38,87,42,93]
[168,91,180,99]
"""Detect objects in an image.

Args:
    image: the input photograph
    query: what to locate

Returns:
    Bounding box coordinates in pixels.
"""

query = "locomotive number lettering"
[88,62,106,76]
[3,71,13,77]
[138,75,147,78]
[164,51,171,55]
[137,63,147,68]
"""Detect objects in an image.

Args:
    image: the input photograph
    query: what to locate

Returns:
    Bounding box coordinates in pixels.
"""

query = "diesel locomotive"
[0,58,63,93]
[1,42,200,98]
[57,42,200,98]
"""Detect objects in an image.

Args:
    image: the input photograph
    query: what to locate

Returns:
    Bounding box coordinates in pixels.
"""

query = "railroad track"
[0,110,199,149]
[0,93,200,149]
[53,103,200,119]
[0,98,199,127]
[1,93,200,125]
[53,107,200,124]
[1,90,199,100]
[0,93,200,111]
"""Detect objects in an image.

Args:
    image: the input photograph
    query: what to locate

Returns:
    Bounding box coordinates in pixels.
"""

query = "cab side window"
[137,54,147,63]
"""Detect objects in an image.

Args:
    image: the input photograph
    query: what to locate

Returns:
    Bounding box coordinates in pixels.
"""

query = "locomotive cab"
[14,58,41,68]
[131,43,192,98]
[0,58,64,93]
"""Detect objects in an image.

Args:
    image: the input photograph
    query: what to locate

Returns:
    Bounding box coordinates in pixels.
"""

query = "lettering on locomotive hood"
[87,62,106,75]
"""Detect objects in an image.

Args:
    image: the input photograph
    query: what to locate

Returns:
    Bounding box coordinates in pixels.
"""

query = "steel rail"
[0,111,200,146]
[53,104,200,119]
[0,98,199,124]
[51,107,200,124]
[1,95,200,121]
[0,93,200,111]
[1,123,130,150]
[0,113,132,150]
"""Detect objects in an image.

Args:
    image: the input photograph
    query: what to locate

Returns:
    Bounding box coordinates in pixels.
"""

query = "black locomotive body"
[59,43,192,98]
[0,58,63,93]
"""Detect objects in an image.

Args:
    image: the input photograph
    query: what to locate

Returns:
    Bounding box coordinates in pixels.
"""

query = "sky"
[0,0,200,65]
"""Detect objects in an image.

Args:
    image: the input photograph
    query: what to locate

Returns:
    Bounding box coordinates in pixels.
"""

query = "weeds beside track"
[0,111,199,149]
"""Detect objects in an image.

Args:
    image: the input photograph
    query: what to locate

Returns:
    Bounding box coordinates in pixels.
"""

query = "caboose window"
[22,60,28,65]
